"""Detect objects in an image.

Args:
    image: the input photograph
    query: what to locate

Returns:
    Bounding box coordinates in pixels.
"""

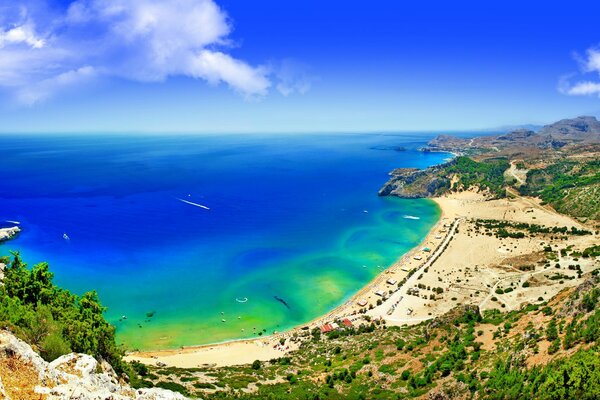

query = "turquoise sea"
[0,133,449,350]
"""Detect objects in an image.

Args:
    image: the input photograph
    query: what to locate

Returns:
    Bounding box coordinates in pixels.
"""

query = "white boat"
[177,198,210,210]
[63,233,70,240]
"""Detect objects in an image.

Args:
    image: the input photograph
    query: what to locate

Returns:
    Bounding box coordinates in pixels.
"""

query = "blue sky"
[1,0,600,133]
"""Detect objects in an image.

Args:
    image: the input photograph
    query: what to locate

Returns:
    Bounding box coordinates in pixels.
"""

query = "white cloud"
[189,50,270,96]
[583,47,600,73]
[561,45,600,98]
[274,59,314,97]
[16,66,97,105]
[563,81,600,97]
[0,0,273,103]
[0,23,45,49]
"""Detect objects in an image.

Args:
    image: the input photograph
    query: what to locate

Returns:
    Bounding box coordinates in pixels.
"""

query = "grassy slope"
[520,160,600,220]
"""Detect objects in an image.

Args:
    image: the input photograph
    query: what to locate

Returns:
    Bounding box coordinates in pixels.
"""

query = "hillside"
[425,116,600,155]
[140,270,600,399]
[381,116,600,223]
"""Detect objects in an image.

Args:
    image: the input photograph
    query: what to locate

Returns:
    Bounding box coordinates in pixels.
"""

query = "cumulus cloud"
[0,0,273,103]
[0,22,45,49]
[560,46,600,98]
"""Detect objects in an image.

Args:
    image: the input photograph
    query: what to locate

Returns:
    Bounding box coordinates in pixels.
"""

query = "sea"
[0,133,450,350]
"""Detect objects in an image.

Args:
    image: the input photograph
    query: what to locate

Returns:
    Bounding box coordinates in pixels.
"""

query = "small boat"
[221,319,226,322]
[63,233,70,240]
[5,220,20,225]
[363,210,369,213]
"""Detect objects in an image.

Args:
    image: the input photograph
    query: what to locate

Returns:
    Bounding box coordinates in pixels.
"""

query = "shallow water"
[0,133,447,350]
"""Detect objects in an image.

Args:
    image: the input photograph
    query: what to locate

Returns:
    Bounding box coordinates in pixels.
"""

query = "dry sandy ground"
[126,190,600,368]
[369,191,598,324]
[126,338,300,368]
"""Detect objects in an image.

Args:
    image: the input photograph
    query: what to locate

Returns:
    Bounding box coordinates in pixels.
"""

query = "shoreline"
[124,198,450,367]
[126,189,598,368]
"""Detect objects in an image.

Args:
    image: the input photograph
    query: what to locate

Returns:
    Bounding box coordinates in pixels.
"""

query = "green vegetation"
[446,156,510,198]
[521,159,600,220]
[473,219,591,237]
[0,252,131,377]
[145,276,600,399]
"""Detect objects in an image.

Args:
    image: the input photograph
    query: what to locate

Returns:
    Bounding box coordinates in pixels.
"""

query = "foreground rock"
[0,331,186,400]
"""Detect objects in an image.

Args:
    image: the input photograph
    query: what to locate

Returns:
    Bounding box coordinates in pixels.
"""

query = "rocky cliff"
[378,160,455,198]
[0,331,186,400]
[0,227,20,243]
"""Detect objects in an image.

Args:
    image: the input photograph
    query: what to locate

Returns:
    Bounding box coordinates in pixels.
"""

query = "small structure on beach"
[320,324,334,333]
[342,318,353,327]
[357,299,368,307]
[386,278,397,285]
[414,256,423,261]
[422,247,431,252]
[375,290,385,297]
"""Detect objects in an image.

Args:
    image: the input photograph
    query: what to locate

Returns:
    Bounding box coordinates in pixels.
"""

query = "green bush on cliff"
[0,252,125,372]
[445,156,510,197]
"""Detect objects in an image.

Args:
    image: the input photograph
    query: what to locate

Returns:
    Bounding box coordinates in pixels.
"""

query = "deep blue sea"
[0,133,450,349]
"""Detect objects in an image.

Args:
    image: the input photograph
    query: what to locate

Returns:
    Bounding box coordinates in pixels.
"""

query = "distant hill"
[425,116,600,154]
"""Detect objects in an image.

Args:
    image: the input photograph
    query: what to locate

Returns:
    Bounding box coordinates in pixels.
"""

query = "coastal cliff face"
[378,161,455,198]
[0,331,185,400]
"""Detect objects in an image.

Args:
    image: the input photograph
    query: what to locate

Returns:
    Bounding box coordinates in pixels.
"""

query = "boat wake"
[177,198,210,210]
[403,215,420,220]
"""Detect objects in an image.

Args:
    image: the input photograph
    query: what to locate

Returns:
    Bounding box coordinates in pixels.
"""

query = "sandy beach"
[126,190,599,368]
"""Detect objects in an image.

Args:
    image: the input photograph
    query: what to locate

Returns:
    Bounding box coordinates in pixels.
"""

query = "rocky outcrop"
[537,116,600,143]
[0,227,20,243]
[378,160,455,198]
[0,331,186,400]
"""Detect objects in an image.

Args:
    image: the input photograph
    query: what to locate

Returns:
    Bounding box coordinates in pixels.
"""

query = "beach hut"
[320,324,334,333]
[342,318,353,328]
[386,278,397,285]
[357,299,368,307]
[422,247,431,252]
[375,290,385,297]
[414,256,422,261]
